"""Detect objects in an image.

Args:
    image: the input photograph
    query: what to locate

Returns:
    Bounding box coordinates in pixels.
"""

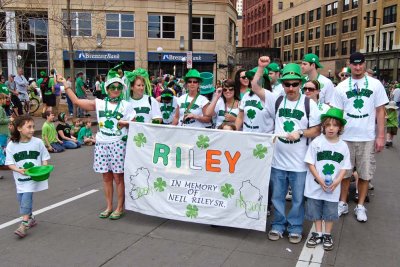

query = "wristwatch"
[298,129,304,138]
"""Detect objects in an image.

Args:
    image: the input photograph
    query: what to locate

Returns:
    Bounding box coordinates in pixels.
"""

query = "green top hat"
[245,67,270,80]
[199,72,215,94]
[25,165,54,182]
[267,62,281,72]
[303,53,323,69]
[105,69,126,89]
[321,107,347,125]
[184,69,203,83]
[278,63,306,83]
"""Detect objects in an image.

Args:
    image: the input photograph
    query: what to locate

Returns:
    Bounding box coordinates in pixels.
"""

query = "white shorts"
[18,92,29,102]
[93,140,126,173]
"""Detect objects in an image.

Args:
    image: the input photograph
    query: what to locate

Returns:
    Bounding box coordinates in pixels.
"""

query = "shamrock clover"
[283,120,295,132]
[163,112,170,120]
[196,135,210,149]
[133,133,147,147]
[104,119,114,129]
[322,163,335,175]
[154,177,167,192]
[221,183,235,198]
[23,162,34,169]
[253,144,268,159]
[136,116,145,123]
[247,109,256,120]
[186,204,198,218]
[353,99,364,110]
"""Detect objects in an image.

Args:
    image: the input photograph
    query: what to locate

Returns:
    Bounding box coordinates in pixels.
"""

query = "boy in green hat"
[304,107,351,251]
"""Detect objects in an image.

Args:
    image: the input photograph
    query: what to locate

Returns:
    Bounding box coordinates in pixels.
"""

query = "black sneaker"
[306,232,322,248]
[323,234,334,251]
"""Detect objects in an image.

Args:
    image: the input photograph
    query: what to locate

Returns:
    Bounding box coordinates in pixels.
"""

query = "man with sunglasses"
[338,67,351,82]
[252,57,321,244]
[331,52,388,222]
[301,53,335,105]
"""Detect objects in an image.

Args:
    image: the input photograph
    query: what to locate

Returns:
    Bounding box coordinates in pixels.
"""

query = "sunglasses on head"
[223,87,234,92]
[108,84,123,91]
[240,76,248,79]
[187,80,199,84]
[283,82,300,88]
[302,87,317,93]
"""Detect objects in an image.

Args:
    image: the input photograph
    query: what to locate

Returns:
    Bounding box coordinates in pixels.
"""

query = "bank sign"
[63,50,135,61]
[148,52,215,63]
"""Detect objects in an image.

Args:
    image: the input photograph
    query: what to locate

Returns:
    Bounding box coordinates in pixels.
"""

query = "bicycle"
[10,88,41,116]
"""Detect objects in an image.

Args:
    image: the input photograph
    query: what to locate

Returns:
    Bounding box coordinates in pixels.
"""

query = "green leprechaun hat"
[278,63,306,83]
[321,107,347,125]
[184,69,203,83]
[245,67,271,80]
[25,165,54,182]
[303,53,324,69]
[267,62,281,72]
[105,69,126,89]
[200,72,215,94]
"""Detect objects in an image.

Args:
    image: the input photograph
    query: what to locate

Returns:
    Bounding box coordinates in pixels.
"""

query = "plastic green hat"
[267,62,281,72]
[245,67,270,80]
[25,165,54,182]
[279,63,306,83]
[199,72,215,94]
[321,107,347,125]
[303,53,323,69]
[105,69,126,89]
[184,69,203,83]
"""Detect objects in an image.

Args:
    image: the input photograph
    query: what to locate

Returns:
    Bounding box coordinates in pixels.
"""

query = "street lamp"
[157,46,163,77]
[363,16,381,79]
[181,57,186,78]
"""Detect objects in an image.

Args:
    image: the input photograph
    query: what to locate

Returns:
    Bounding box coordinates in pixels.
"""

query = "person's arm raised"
[58,76,95,111]
[250,56,270,103]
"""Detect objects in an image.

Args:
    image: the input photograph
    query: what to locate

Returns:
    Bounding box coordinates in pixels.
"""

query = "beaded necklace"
[104,97,122,120]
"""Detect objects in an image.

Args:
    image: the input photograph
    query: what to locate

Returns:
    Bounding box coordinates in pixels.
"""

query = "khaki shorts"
[345,141,376,181]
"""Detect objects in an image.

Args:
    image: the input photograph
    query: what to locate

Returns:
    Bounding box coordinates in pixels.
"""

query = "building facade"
[0,0,237,81]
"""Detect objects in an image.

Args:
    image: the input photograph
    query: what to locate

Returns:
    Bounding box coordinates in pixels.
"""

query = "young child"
[304,108,352,251]
[385,101,398,147]
[42,111,65,153]
[6,115,51,238]
[218,122,237,131]
[0,93,12,178]
[71,118,83,138]
[78,120,96,145]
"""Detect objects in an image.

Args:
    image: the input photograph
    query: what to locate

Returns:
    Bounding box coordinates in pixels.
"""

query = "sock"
[22,220,29,226]
[317,232,323,237]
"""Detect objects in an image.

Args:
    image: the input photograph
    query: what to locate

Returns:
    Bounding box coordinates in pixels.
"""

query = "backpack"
[40,76,50,93]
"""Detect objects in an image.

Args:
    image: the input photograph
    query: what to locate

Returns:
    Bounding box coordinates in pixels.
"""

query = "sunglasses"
[108,84,123,91]
[187,80,199,84]
[302,87,317,93]
[240,76,248,79]
[340,74,350,78]
[223,87,234,92]
[283,82,300,88]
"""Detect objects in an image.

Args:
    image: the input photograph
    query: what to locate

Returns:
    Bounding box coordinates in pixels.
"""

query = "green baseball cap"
[303,53,323,69]
[278,63,306,83]
[267,62,281,72]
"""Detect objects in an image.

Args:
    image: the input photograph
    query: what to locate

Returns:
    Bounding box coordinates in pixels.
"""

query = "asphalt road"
[0,128,399,267]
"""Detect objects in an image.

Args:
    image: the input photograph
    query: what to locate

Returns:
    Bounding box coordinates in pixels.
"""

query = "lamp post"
[363,16,381,79]
[181,57,186,78]
[157,46,163,77]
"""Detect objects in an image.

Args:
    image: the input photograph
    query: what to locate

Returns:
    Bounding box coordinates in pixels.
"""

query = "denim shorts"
[305,198,338,221]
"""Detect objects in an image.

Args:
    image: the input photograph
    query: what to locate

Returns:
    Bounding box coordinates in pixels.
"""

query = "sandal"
[99,210,112,219]
[109,210,124,220]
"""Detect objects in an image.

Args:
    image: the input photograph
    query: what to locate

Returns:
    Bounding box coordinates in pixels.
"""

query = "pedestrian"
[42,69,56,117]
[60,68,136,220]
[77,120,96,145]
[234,68,250,99]
[302,80,330,114]
[332,52,388,222]
[384,101,398,147]
[65,76,74,116]
[5,115,51,238]
[56,112,81,149]
[14,67,30,114]
[42,111,65,153]
[304,108,351,251]
[267,62,285,97]
[391,84,400,125]
[159,88,178,125]
[0,75,11,116]
[75,72,89,117]
[0,94,12,171]
[6,74,23,116]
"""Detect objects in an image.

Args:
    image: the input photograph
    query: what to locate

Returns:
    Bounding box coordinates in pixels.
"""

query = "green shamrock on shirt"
[283,120,295,132]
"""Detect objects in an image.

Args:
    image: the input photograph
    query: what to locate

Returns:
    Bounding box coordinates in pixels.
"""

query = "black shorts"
[43,94,56,106]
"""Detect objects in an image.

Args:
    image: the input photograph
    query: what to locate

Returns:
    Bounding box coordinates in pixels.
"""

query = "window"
[284,18,292,30]
[301,13,305,25]
[324,44,330,57]
[295,15,299,27]
[308,47,313,53]
[333,2,338,15]
[294,49,298,61]
[372,10,377,26]
[350,39,356,54]
[315,27,320,38]
[332,23,337,35]
[148,15,175,38]
[389,31,394,50]
[325,24,331,36]
[330,43,336,57]
[343,0,350,12]
[300,31,304,42]
[383,5,397,24]
[228,19,234,43]
[326,4,332,17]
[278,1,283,10]
[351,16,357,31]
[352,0,358,9]
[365,12,371,27]
[300,48,304,59]
[316,8,321,20]
[382,32,387,51]
[315,45,320,57]
[294,32,299,43]
[309,10,314,22]
[63,12,91,36]
[106,14,134,37]
[308,28,313,40]
[341,40,348,55]
[342,19,349,33]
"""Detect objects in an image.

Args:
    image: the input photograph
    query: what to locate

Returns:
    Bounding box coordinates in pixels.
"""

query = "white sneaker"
[354,205,367,222]
[338,201,349,217]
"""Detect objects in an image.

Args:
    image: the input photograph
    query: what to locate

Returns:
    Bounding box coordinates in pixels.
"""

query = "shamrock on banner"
[196,135,210,149]
[133,133,147,147]
[253,144,268,159]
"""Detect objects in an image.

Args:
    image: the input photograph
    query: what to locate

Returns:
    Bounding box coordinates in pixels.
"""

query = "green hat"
[105,69,126,89]
[245,67,270,80]
[40,71,47,77]
[278,63,306,83]
[303,53,323,69]
[25,165,54,182]
[184,69,203,83]
[267,62,281,72]
[199,72,215,94]
[321,107,347,125]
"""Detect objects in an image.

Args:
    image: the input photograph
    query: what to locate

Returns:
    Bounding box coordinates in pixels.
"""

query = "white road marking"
[296,225,325,267]
[0,189,99,230]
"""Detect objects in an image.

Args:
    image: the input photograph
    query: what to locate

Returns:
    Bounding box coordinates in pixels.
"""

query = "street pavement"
[0,117,399,267]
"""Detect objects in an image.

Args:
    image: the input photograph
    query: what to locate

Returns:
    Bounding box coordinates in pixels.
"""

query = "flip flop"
[99,210,112,219]
[109,211,124,220]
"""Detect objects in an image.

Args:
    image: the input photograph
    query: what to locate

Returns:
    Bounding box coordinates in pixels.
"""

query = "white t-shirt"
[317,101,330,114]
[331,76,389,141]
[5,137,51,193]
[95,81,100,91]
[272,95,321,172]
[129,95,162,123]
[214,98,240,128]
[239,89,277,133]
[392,88,400,102]
[160,96,178,124]
[304,135,352,202]
[272,82,285,97]
[96,99,136,143]
[177,94,210,128]
[304,74,335,104]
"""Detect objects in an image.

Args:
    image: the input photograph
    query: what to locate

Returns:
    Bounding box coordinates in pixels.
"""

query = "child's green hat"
[321,107,347,125]
[25,165,54,182]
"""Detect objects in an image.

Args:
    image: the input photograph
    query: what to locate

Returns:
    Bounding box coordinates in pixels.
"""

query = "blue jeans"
[66,94,74,114]
[17,192,33,215]
[62,140,82,149]
[50,142,65,153]
[77,95,87,117]
[270,167,307,235]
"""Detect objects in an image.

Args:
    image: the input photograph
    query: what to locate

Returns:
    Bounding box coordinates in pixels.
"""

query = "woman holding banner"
[173,69,211,127]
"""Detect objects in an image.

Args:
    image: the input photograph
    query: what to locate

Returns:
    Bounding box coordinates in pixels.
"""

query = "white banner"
[124,123,274,231]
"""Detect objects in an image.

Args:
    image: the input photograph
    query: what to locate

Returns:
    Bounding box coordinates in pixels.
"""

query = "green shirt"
[42,121,58,144]
[387,109,398,127]
[0,83,10,96]
[0,106,10,136]
[78,127,93,142]
[36,77,44,89]
[75,77,85,97]
[100,81,106,95]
